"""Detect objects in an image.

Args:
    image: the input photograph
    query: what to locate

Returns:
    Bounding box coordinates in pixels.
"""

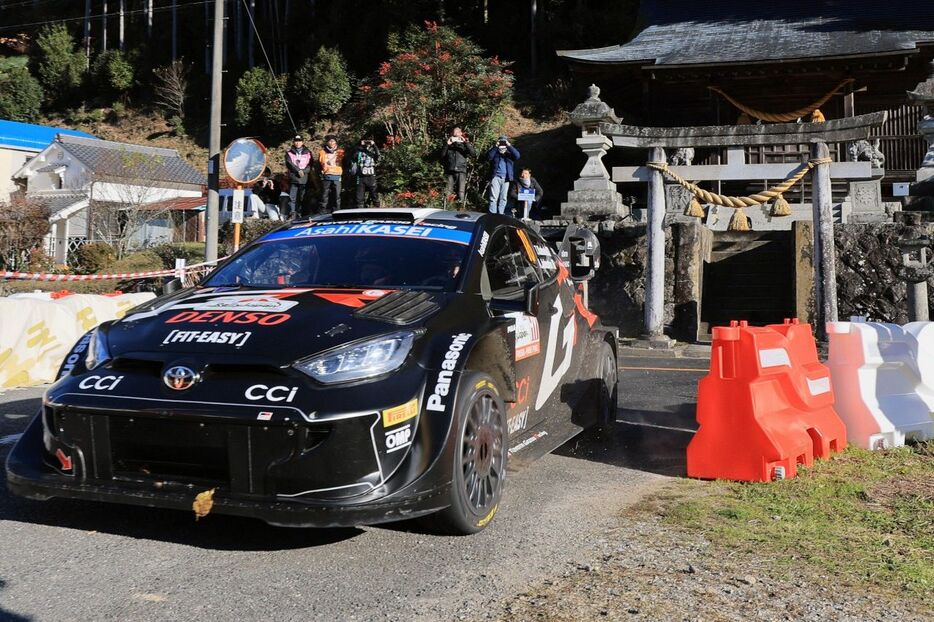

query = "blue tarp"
[0,119,96,152]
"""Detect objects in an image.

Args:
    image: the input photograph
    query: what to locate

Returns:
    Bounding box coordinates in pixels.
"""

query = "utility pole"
[205,0,225,262]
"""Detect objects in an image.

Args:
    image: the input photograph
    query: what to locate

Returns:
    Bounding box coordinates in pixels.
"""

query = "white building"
[0,119,96,204]
[13,134,205,263]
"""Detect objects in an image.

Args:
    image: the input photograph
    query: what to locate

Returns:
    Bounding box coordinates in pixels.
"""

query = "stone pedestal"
[561,133,629,218]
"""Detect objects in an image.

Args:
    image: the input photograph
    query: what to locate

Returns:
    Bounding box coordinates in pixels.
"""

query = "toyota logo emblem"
[163,365,199,391]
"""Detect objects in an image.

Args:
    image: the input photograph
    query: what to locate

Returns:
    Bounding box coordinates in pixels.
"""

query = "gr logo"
[77,375,124,391]
[244,384,298,403]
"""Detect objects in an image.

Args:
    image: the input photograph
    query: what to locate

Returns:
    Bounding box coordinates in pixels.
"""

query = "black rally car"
[7,208,617,534]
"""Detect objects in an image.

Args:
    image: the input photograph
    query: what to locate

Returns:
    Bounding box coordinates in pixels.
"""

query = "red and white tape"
[0,259,224,282]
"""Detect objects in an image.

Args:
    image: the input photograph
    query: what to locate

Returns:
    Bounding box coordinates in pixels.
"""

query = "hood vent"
[353,291,439,325]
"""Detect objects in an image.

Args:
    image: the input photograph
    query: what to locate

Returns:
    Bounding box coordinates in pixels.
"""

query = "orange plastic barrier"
[687,319,847,482]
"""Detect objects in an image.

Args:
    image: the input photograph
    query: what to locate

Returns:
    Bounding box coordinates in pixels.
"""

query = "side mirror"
[559,226,601,282]
[525,282,540,316]
[163,277,183,294]
[488,282,541,316]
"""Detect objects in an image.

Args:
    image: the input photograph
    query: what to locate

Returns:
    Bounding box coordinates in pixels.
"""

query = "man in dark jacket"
[507,168,544,219]
[441,127,476,205]
[352,136,381,208]
[285,135,312,218]
[486,134,520,214]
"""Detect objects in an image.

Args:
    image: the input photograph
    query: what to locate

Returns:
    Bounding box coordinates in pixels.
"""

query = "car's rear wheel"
[596,340,618,430]
[428,371,507,535]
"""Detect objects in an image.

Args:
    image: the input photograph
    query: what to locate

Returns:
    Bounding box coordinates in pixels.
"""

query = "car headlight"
[293,331,415,384]
[85,327,111,370]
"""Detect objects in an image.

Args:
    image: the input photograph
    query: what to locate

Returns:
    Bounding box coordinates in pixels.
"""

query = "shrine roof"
[558,1,934,68]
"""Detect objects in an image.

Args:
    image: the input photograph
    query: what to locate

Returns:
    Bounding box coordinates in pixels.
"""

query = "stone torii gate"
[563,85,888,344]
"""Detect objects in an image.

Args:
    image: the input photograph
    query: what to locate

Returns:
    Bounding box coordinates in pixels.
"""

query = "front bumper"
[6,401,453,528]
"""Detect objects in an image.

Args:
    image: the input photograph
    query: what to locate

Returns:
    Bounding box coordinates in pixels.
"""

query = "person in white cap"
[486,134,520,214]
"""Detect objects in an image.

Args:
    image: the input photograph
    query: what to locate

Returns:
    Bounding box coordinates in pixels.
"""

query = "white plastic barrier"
[826,317,934,449]
[0,292,155,389]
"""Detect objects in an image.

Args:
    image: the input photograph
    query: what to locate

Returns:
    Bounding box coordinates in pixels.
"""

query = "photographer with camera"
[351,136,381,208]
[486,134,520,214]
[440,127,476,205]
[285,135,313,218]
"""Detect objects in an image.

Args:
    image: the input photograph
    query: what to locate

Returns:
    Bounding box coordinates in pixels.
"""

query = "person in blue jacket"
[486,135,520,214]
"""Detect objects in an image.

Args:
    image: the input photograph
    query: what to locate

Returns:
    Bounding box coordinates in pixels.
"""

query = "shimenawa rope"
[708,79,854,123]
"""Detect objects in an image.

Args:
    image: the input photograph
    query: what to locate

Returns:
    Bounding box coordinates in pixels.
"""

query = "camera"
[497,140,507,146]
[451,136,463,143]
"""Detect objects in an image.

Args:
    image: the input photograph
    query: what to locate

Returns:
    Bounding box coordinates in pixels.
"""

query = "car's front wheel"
[428,371,507,535]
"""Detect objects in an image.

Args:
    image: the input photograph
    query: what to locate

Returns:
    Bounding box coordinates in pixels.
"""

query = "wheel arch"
[463,329,516,403]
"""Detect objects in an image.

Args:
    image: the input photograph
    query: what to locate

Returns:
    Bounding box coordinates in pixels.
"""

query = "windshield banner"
[261,223,473,245]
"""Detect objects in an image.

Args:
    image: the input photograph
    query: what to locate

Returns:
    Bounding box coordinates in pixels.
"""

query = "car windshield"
[204,226,471,291]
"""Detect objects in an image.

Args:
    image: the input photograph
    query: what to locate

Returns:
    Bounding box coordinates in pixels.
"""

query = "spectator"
[250,167,281,220]
[285,135,313,219]
[507,168,544,219]
[440,127,476,205]
[486,135,520,214]
[318,135,345,212]
[352,136,381,208]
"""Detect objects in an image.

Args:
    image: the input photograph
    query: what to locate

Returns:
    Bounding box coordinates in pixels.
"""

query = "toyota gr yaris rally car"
[7,208,617,534]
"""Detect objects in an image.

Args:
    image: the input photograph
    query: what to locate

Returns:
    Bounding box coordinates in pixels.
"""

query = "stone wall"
[835,221,934,323]
[577,220,934,342]
[586,224,673,336]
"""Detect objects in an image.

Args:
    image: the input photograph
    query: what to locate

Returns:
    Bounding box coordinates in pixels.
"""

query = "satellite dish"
[223,137,268,185]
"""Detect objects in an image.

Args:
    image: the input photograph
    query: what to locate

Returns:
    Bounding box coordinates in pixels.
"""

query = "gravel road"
[0,355,700,621]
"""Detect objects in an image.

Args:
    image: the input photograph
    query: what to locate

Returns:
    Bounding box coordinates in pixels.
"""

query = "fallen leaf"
[192,488,216,520]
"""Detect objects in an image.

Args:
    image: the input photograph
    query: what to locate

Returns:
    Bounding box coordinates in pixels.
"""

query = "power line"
[240,0,297,133]
[0,0,213,33]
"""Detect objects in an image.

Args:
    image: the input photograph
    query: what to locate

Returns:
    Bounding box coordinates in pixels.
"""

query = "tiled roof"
[558,0,934,67]
[29,191,88,221]
[0,119,95,152]
[57,134,205,186]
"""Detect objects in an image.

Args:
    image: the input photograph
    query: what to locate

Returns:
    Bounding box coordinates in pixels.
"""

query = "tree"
[359,21,513,201]
[0,62,44,122]
[86,151,182,259]
[153,59,190,120]
[92,49,135,100]
[235,67,288,129]
[32,23,85,104]
[0,194,52,270]
[289,47,352,120]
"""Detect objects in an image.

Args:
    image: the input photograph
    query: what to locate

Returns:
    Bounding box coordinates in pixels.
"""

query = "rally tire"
[595,340,619,431]
[427,371,507,535]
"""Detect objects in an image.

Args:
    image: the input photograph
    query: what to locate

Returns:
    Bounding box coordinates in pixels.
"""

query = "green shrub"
[92,49,134,97]
[359,22,513,204]
[150,242,205,269]
[0,64,43,122]
[75,242,116,273]
[167,114,186,137]
[289,47,352,120]
[235,67,287,128]
[31,23,85,104]
[104,250,163,273]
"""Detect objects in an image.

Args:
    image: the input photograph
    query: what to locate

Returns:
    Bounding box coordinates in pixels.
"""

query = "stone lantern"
[908,61,934,201]
[560,85,630,219]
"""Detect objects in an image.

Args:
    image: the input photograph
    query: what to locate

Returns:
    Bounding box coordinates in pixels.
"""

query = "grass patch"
[659,443,934,599]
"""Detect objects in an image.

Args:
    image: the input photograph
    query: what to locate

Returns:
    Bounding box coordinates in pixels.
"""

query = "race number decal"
[535,294,575,410]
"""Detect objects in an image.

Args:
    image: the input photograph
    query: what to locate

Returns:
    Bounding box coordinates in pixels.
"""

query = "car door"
[482,225,549,437]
